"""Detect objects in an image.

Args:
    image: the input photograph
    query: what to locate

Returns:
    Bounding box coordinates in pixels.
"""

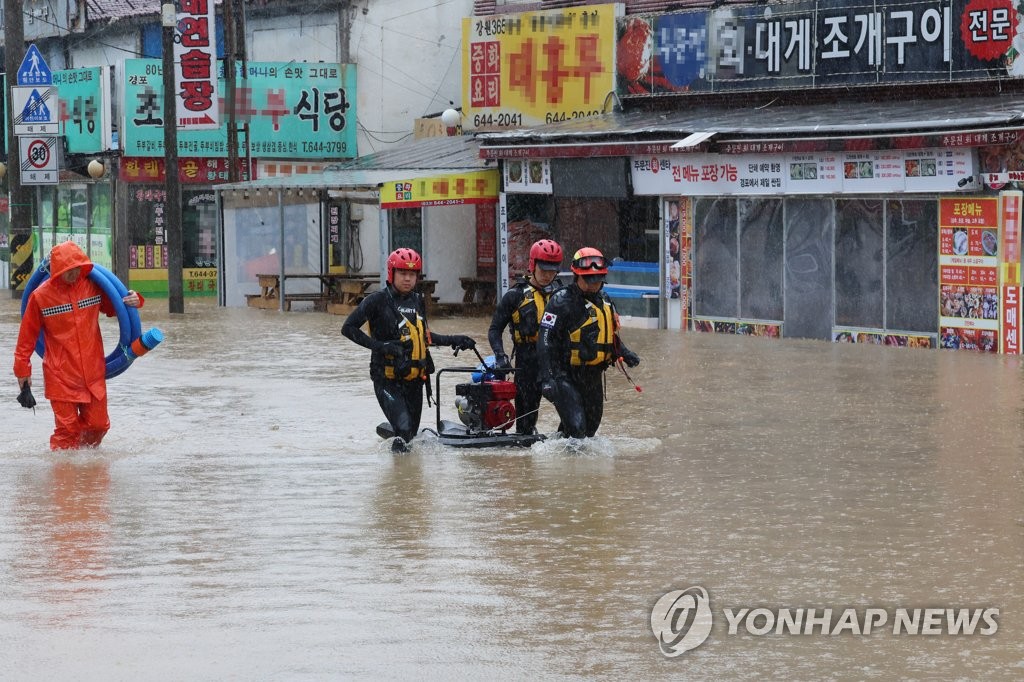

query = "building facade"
[469,0,1024,350]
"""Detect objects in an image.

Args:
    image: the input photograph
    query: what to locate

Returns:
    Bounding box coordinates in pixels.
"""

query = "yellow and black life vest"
[511,285,547,345]
[376,312,429,380]
[568,298,615,367]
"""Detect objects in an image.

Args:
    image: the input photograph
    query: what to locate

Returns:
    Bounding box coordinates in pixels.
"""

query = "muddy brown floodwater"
[1,296,1022,679]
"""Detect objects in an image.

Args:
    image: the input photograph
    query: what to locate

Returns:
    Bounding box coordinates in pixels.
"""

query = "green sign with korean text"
[122,60,356,159]
[54,67,109,153]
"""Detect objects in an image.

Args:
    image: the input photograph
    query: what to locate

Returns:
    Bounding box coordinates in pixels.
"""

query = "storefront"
[497,156,661,327]
[461,0,1024,350]
[479,95,1024,351]
[216,135,499,310]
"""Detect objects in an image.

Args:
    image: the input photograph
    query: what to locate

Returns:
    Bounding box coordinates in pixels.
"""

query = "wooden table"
[459,276,497,305]
[324,274,382,315]
[248,273,382,312]
[247,273,436,316]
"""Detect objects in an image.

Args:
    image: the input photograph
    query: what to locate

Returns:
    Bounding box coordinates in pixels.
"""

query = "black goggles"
[573,255,608,271]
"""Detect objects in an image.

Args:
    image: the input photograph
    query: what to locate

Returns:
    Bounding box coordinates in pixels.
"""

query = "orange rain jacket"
[14,242,129,403]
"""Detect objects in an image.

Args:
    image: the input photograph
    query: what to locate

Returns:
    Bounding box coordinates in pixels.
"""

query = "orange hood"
[49,241,93,280]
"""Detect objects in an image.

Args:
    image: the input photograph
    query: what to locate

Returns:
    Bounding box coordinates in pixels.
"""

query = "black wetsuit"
[487,278,562,434]
[537,283,636,439]
[342,285,468,444]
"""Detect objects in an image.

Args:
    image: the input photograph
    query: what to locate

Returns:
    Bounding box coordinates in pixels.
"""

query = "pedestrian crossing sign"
[21,89,51,122]
[17,44,52,86]
[12,86,59,135]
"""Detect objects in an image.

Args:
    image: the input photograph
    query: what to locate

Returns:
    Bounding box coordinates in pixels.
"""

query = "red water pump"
[454,380,516,432]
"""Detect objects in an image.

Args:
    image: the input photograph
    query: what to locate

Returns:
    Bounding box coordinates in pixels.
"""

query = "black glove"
[492,353,512,370]
[620,349,640,368]
[17,383,37,410]
[451,335,476,351]
[378,341,405,357]
[540,379,557,401]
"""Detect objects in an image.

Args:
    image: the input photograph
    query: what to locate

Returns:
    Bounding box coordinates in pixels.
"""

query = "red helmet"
[571,247,608,275]
[387,247,422,283]
[529,239,563,272]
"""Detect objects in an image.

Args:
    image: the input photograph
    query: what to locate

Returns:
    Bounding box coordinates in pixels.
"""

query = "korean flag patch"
[540,311,557,328]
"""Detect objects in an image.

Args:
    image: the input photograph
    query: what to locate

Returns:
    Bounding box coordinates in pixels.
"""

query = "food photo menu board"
[631,148,979,196]
[503,159,552,194]
[938,197,1000,352]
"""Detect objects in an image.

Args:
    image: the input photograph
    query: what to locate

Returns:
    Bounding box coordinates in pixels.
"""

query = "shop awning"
[218,135,496,192]
[477,95,1024,158]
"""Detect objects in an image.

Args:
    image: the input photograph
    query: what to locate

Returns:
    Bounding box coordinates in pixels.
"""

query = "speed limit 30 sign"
[19,136,57,184]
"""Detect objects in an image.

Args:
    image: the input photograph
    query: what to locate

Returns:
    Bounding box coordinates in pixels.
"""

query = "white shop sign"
[630,148,979,196]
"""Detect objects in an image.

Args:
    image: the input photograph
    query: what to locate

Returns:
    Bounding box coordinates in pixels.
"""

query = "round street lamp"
[441,108,461,136]
[88,159,106,179]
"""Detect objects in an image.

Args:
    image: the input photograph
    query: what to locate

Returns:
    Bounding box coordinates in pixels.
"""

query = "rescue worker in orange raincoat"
[14,241,144,450]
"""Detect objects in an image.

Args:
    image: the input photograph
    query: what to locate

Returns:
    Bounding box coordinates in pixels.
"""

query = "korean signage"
[54,67,112,153]
[122,60,356,159]
[618,0,1024,97]
[380,170,500,209]
[23,0,76,41]
[119,157,256,184]
[938,197,1000,351]
[462,4,620,129]
[999,191,1022,354]
[173,0,218,129]
[630,148,979,196]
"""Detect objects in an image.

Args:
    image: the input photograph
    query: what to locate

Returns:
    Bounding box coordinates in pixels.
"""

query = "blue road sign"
[21,89,51,122]
[18,45,52,86]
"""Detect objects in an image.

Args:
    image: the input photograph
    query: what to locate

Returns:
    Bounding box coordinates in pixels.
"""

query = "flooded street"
[1,295,1023,679]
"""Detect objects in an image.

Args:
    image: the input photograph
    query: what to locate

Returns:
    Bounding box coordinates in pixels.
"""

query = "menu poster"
[631,148,978,195]
[841,152,903,193]
[504,158,552,194]
[938,197,1000,352]
[905,149,978,192]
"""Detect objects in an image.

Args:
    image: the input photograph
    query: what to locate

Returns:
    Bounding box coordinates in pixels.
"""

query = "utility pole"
[224,0,238,182]
[224,0,248,181]
[4,0,33,297]
[161,3,184,313]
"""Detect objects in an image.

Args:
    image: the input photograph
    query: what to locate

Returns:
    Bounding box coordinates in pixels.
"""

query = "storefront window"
[390,207,422,253]
[90,183,113,268]
[32,184,113,267]
[693,197,738,318]
[886,199,938,333]
[835,199,884,328]
[620,197,660,262]
[739,198,783,321]
[784,199,834,340]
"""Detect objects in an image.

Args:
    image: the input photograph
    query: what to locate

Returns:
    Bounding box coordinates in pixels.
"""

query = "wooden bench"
[283,292,328,312]
[246,293,279,310]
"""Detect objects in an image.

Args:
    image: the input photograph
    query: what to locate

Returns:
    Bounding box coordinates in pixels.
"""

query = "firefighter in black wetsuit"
[487,238,564,435]
[537,247,641,439]
[342,248,476,452]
